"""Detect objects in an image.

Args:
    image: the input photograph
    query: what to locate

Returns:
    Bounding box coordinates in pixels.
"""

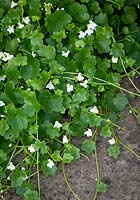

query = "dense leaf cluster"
[0,0,140,199]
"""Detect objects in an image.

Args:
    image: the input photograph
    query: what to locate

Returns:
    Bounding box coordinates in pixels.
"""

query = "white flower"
[7,162,15,171]
[0,52,13,62]
[7,25,14,34]
[87,20,97,31]
[80,79,88,88]
[66,84,74,92]
[23,16,30,24]
[17,22,24,29]
[76,72,84,81]
[9,143,12,147]
[47,159,54,168]
[90,106,99,114]
[46,81,55,90]
[85,28,94,36]
[28,144,35,153]
[112,56,118,63]
[17,38,21,42]
[84,128,92,137]
[63,135,68,144]
[0,100,5,107]
[0,115,5,118]
[54,121,62,129]
[32,52,36,57]
[21,167,25,170]
[62,50,70,57]
[79,31,86,39]
[108,138,116,145]
[11,1,17,8]
[0,75,6,81]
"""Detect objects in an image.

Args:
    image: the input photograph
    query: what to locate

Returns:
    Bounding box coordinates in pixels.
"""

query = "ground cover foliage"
[0,0,140,199]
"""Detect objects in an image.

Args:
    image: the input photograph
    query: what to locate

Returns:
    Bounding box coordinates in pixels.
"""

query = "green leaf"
[95,13,108,25]
[0,120,9,136]
[41,160,57,177]
[121,6,137,24]
[24,189,39,200]
[63,144,80,162]
[33,140,48,155]
[73,88,89,104]
[46,123,60,139]
[70,2,89,22]
[88,113,103,127]
[23,91,40,117]
[11,169,27,187]
[30,31,44,46]
[107,145,120,159]
[20,55,40,80]
[6,104,28,132]
[62,153,74,163]
[0,150,7,163]
[47,11,72,33]
[113,93,128,111]
[52,150,62,162]
[49,60,65,74]
[97,181,107,193]
[110,43,124,57]
[100,124,112,138]
[81,140,96,154]
[37,45,56,60]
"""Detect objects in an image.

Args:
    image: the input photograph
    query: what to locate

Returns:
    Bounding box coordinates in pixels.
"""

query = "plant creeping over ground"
[0,0,140,199]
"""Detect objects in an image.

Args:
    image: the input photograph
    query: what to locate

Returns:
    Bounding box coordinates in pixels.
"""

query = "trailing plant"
[0,0,140,199]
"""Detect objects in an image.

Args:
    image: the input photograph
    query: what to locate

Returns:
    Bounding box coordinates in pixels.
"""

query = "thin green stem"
[120,57,140,94]
[92,76,140,97]
[93,132,100,200]
[112,130,140,160]
[36,113,41,200]
[62,162,80,200]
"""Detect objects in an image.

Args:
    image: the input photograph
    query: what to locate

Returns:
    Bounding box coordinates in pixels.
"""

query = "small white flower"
[79,31,86,39]
[63,135,68,144]
[9,143,12,147]
[0,75,6,81]
[24,175,28,180]
[7,162,15,171]
[61,8,64,10]
[23,16,30,24]
[0,52,13,62]
[90,106,99,114]
[54,121,62,129]
[66,84,74,92]
[76,72,84,81]
[80,79,88,88]
[17,22,24,29]
[11,1,17,8]
[84,128,92,137]
[32,51,36,57]
[0,115,5,118]
[47,159,54,168]
[7,25,14,34]
[7,176,10,180]
[108,138,116,145]
[112,56,118,63]
[21,167,25,170]
[17,38,21,42]
[46,81,55,90]
[28,144,35,153]
[85,28,94,36]
[0,100,5,107]
[87,20,97,31]
[62,50,70,57]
